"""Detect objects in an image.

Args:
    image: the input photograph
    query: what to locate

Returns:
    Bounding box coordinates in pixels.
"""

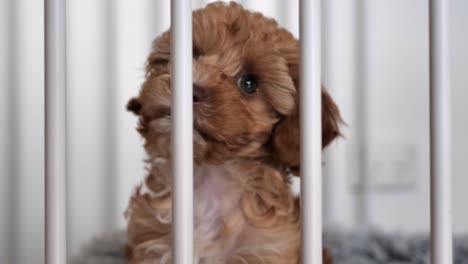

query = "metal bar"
[103,0,118,230]
[354,0,370,230]
[6,0,20,262]
[429,0,453,263]
[300,0,322,263]
[44,0,67,263]
[171,0,193,263]
[321,0,334,226]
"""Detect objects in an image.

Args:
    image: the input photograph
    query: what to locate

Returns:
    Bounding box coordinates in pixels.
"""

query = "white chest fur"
[140,163,245,262]
[192,165,245,262]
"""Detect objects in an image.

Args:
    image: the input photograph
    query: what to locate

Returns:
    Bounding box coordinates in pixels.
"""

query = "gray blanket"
[72,230,468,264]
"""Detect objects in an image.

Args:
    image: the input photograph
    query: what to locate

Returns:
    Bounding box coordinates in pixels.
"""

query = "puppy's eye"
[237,74,257,94]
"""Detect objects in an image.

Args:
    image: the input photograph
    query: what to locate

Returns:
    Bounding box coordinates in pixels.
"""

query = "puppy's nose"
[193,84,206,103]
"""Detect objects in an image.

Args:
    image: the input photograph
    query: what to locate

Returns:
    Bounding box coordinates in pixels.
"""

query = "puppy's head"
[128,2,341,171]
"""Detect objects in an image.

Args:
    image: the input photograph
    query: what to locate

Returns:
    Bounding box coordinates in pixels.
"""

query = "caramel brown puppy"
[126,2,341,263]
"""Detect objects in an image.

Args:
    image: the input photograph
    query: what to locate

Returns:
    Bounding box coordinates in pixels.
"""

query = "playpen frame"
[44,0,453,263]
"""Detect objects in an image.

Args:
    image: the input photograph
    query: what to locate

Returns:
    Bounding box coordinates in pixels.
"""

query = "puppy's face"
[128,2,341,171]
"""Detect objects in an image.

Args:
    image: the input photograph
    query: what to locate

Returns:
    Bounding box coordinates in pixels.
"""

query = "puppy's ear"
[272,88,341,175]
[127,97,142,115]
[322,89,342,148]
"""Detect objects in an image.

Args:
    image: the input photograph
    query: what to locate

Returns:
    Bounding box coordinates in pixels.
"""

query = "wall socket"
[351,137,422,192]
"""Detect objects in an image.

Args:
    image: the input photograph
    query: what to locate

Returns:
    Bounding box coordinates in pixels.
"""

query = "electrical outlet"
[351,137,421,192]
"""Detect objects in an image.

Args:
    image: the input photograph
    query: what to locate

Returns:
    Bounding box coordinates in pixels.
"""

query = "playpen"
[42,0,452,263]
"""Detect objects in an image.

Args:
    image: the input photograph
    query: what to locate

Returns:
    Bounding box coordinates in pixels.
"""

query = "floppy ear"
[271,88,342,175]
[127,97,142,115]
[322,89,342,147]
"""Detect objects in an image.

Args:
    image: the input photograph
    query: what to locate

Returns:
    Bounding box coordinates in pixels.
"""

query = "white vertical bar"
[103,0,118,229]
[300,0,322,263]
[171,0,193,263]
[6,0,20,263]
[44,0,67,263]
[429,0,453,263]
[321,0,332,226]
[354,0,370,230]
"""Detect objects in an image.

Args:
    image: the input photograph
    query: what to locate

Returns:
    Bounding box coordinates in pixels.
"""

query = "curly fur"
[125,2,341,263]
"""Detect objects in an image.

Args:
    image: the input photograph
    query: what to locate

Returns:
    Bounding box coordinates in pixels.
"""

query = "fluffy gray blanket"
[72,230,468,264]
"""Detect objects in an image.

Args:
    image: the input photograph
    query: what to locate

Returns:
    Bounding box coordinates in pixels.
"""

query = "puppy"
[125,2,341,263]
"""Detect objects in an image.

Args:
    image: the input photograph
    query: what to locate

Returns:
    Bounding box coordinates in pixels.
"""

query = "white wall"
[362,0,432,233]
[354,0,468,234]
[0,0,467,263]
[323,0,468,235]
